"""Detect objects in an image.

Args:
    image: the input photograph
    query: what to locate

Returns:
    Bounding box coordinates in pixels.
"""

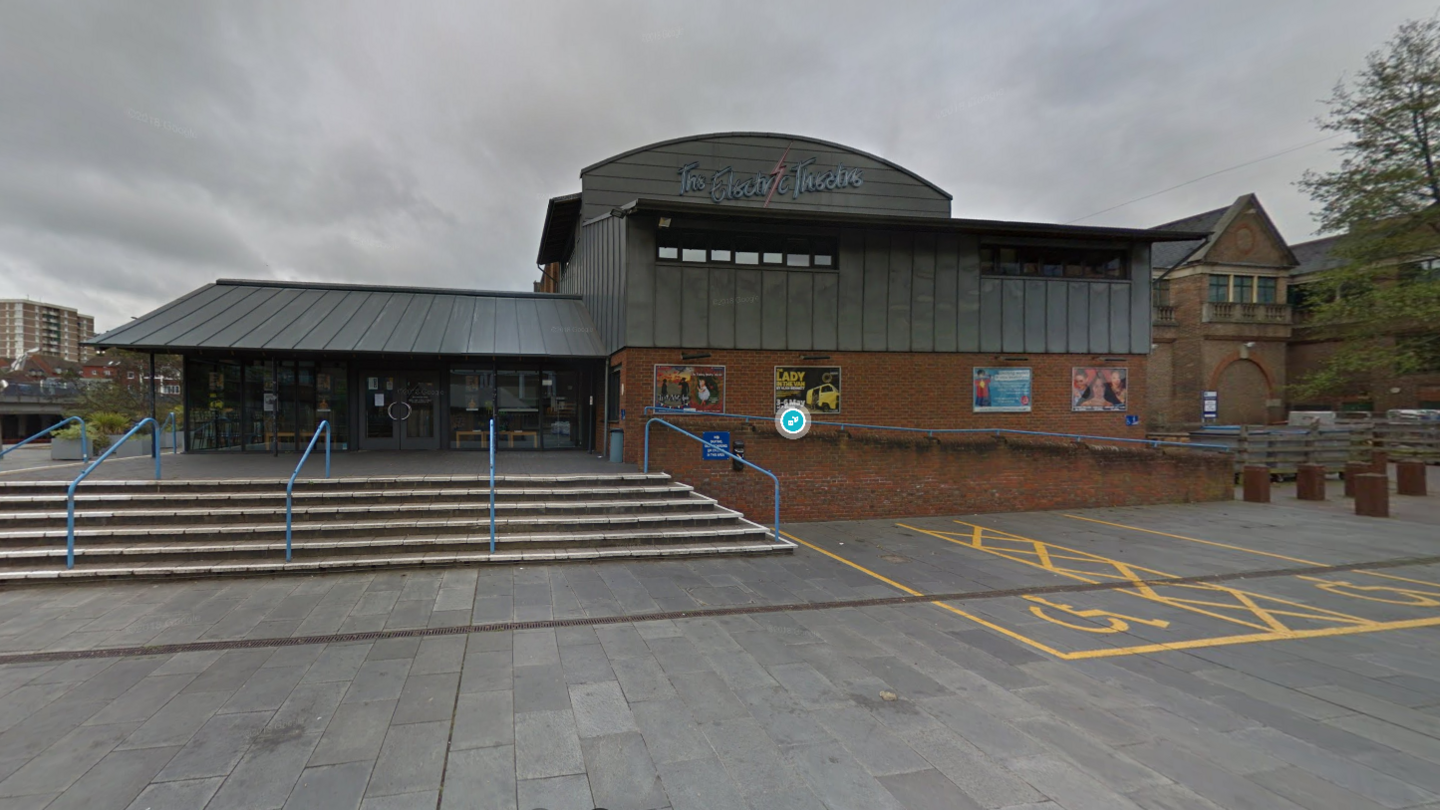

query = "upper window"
[658,230,839,271]
[1209,274,1282,303]
[979,245,1129,280]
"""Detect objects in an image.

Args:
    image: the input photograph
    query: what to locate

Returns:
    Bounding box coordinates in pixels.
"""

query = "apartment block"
[0,299,96,363]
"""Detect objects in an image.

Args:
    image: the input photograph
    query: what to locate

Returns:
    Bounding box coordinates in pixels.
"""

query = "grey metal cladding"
[535,298,570,356]
[932,233,957,352]
[955,235,980,352]
[707,266,736,348]
[562,214,626,353]
[263,289,348,349]
[467,297,498,355]
[440,295,478,354]
[786,272,813,350]
[1129,242,1152,354]
[378,293,431,353]
[911,233,936,352]
[490,298,521,355]
[89,283,219,346]
[311,293,380,351]
[1088,283,1109,354]
[862,231,889,351]
[811,271,838,351]
[836,231,864,351]
[513,298,546,355]
[412,295,455,354]
[350,293,411,353]
[761,270,787,350]
[979,277,1002,352]
[1067,282,1089,354]
[653,266,682,346]
[1024,279,1047,353]
[681,266,709,346]
[1109,283,1131,352]
[203,287,309,348]
[624,218,653,348]
[1001,279,1025,352]
[734,269,762,349]
[143,285,266,346]
[1046,283,1068,353]
[887,232,913,351]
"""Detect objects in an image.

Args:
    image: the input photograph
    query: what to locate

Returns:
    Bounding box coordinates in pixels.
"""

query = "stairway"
[0,472,790,580]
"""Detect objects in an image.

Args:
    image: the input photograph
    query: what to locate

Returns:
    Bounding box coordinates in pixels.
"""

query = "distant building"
[0,299,96,363]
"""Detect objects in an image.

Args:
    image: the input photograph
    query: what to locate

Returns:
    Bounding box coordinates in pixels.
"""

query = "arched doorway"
[1216,359,1269,425]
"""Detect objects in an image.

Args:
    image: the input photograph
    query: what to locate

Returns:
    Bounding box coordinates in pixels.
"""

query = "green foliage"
[1292,17,1440,400]
[48,424,84,441]
[89,412,132,434]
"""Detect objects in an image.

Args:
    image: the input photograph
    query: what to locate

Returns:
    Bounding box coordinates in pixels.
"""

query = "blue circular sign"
[776,404,812,439]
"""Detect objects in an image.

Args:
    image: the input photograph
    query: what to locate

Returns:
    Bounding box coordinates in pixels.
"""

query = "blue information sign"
[1125,415,1140,426]
[702,431,731,460]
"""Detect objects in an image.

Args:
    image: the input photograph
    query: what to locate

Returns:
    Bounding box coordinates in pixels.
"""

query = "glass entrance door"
[361,372,439,450]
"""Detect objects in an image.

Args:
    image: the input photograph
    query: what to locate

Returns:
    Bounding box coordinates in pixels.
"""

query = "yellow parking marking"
[779,529,1073,658]
[892,519,1440,659]
[1064,514,1440,589]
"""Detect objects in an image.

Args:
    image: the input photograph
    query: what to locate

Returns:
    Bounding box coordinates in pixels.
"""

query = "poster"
[774,367,842,414]
[973,368,1032,413]
[1071,367,1128,412]
[654,365,725,412]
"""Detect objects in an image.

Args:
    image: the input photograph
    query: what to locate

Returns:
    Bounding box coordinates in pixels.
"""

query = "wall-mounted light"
[681,352,711,361]
[609,207,629,219]
[658,217,672,228]
[1000,357,1029,362]
[801,355,830,361]
[1102,357,1126,362]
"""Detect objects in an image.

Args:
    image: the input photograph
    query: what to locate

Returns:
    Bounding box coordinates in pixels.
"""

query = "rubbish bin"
[608,429,624,463]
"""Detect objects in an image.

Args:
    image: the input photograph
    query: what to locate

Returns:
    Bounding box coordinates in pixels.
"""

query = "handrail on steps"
[489,417,496,554]
[643,417,791,549]
[66,417,161,569]
[160,411,180,454]
[1,415,89,465]
[643,407,1232,452]
[285,421,331,562]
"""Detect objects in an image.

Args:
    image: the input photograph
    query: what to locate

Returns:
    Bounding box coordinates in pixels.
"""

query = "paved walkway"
[1,500,1439,809]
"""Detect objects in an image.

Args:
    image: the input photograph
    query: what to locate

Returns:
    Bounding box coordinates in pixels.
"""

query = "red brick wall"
[602,347,1230,521]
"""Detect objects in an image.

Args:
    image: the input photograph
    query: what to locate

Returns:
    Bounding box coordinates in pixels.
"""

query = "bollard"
[1397,461,1428,496]
[1354,473,1389,518]
[1371,450,1389,474]
[1243,465,1271,503]
[1296,464,1326,501]
[1344,461,1369,498]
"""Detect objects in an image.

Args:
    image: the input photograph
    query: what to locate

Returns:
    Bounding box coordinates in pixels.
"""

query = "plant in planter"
[47,423,100,461]
[89,412,146,458]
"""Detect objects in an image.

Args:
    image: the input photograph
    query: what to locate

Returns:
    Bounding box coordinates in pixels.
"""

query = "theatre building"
[93,132,1205,460]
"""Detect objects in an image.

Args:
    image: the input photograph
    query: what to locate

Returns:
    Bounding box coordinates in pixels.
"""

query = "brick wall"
[642,422,1233,523]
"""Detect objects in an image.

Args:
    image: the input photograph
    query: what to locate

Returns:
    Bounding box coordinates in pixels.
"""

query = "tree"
[71,350,183,423]
[1294,18,1440,401]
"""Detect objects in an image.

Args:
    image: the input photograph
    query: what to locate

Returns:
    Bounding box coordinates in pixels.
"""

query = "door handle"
[387,401,413,421]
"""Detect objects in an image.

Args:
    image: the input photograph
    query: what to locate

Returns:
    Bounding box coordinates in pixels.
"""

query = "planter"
[107,434,150,458]
[50,438,88,461]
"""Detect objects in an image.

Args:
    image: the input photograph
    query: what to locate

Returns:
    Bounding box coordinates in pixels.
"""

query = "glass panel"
[316,365,348,450]
[813,238,836,268]
[449,369,494,450]
[998,248,1019,276]
[762,236,784,265]
[1209,275,1230,303]
[404,376,436,440]
[542,370,580,448]
[1233,276,1253,303]
[657,230,680,261]
[497,370,541,449]
[658,246,678,260]
[734,236,760,265]
[710,249,731,262]
[365,374,395,440]
[275,362,297,451]
[1256,277,1277,304]
[785,238,810,267]
[243,360,273,451]
[681,232,707,262]
[185,358,242,451]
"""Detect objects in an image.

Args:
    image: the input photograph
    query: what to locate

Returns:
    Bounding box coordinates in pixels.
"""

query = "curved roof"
[580,131,953,201]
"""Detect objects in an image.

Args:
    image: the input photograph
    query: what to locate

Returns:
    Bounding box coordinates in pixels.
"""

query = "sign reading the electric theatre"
[678,157,864,205]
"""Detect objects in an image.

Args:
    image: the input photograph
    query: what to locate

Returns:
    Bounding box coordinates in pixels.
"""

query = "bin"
[608,429,624,463]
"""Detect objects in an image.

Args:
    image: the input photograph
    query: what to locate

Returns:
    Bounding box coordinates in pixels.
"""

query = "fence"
[1190,422,1440,475]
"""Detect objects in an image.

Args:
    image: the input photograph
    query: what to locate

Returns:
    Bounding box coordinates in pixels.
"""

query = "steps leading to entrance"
[0,473,790,580]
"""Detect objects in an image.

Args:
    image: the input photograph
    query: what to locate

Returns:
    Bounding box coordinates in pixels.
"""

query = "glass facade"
[449,370,495,449]
[185,358,350,452]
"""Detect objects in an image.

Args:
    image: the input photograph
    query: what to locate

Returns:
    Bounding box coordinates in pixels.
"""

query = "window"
[1257,277,1277,304]
[1208,275,1230,303]
[1233,275,1253,304]
[980,245,1130,280]
[657,230,839,270]
[1152,280,1171,308]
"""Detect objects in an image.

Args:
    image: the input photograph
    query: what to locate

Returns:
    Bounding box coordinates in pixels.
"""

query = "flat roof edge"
[214,279,584,300]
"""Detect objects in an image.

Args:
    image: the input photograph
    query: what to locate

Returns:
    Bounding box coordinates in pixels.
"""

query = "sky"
[2,0,1436,333]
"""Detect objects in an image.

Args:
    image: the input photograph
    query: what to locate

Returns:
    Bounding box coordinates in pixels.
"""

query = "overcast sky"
[2,1,1436,333]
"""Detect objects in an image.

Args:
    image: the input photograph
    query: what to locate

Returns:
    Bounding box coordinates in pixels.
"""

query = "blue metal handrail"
[643,417,791,548]
[1,415,89,465]
[488,417,496,554]
[160,411,179,454]
[65,417,160,569]
[643,407,1232,452]
[285,421,331,562]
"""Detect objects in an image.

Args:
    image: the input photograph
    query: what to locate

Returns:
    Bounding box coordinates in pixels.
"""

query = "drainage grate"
[2,552,1438,665]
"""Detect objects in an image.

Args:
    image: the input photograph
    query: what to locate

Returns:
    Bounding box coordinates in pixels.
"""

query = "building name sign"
[677,158,864,205]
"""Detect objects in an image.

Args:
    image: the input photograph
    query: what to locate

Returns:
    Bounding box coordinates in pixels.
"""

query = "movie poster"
[1071,367,1128,412]
[774,367,842,414]
[972,368,1032,413]
[654,365,725,412]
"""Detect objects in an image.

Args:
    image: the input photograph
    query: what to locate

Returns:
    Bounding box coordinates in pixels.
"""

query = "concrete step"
[0,472,671,496]
[0,495,719,528]
[0,484,696,513]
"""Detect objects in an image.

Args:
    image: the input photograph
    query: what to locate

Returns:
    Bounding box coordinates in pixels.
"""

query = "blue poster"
[973,368,1032,413]
[701,431,731,460]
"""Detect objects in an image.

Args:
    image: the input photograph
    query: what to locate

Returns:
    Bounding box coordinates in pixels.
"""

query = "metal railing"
[489,417,496,554]
[66,417,161,569]
[643,417,791,548]
[643,407,1231,452]
[160,411,180,454]
[1,415,89,465]
[285,420,331,562]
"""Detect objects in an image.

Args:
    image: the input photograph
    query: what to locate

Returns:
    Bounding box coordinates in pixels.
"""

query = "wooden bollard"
[1354,473,1389,518]
[1397,461,1428,496]
[1371,450,1389,474]
[1344,461,1369,497]
[1243,465,1271,503]
[1297,464,1326,501]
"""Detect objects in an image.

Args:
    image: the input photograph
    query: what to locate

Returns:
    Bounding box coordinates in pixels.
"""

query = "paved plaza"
[0,496,1438,809]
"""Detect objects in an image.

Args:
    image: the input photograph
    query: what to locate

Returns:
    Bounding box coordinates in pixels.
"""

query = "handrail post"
[286,421,332,563]
[65,417,159,569]
[489,417,496,554]
[643,417,787,548]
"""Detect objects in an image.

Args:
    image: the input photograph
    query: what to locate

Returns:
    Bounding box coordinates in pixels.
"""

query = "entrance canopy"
[89,279,609,357]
